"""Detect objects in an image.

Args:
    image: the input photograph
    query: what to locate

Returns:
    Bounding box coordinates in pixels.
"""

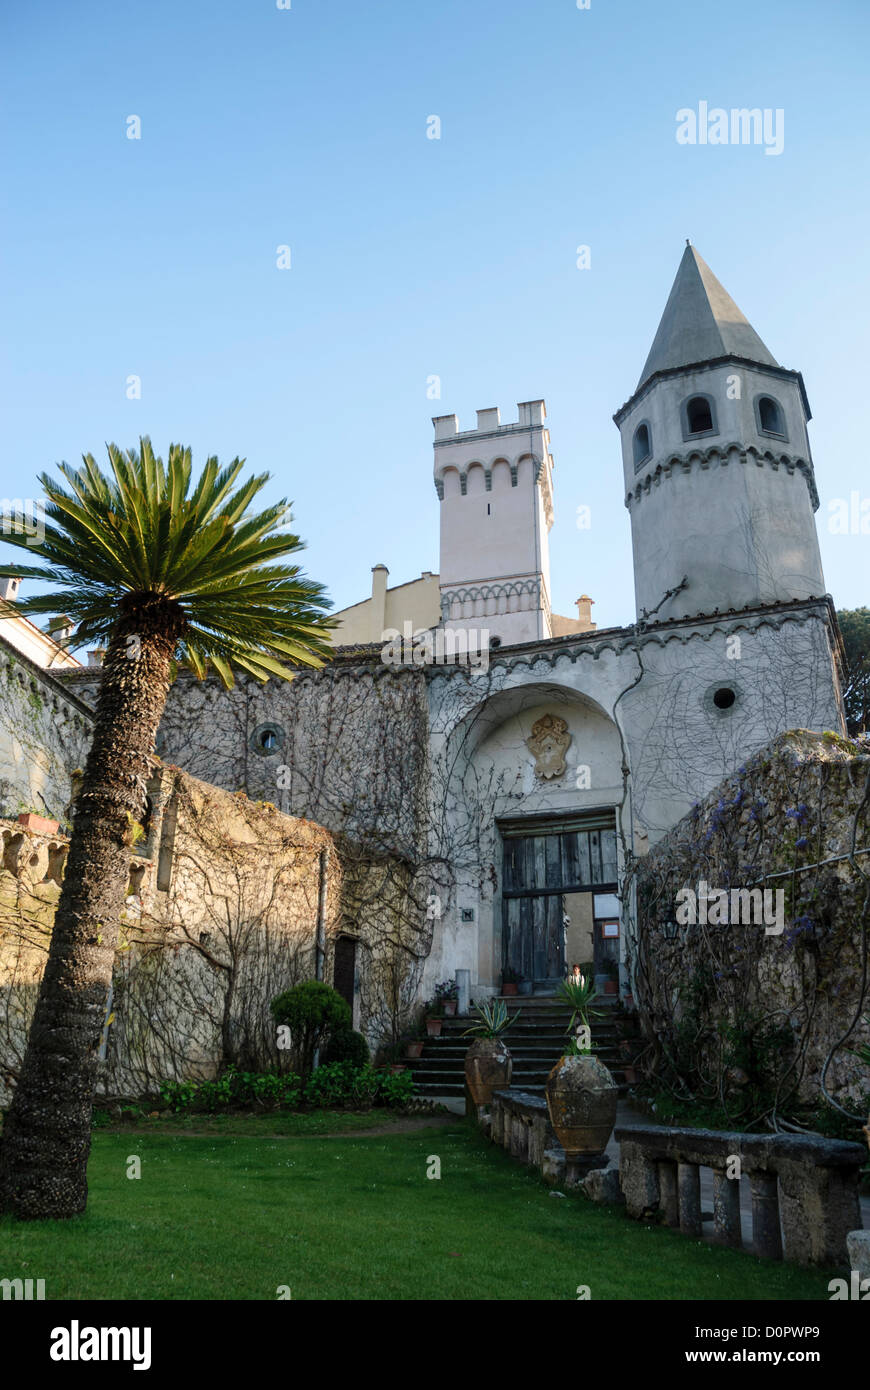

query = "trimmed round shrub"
[322,1027,370,1068]
[270,981,351,1081]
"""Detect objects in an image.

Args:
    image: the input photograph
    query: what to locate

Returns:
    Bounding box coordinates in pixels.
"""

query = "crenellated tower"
[433,401,555,645]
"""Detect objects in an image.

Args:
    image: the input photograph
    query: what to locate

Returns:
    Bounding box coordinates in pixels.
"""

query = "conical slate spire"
[637,244,778,391]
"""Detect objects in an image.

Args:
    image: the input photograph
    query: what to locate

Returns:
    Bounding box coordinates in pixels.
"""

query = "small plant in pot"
[402,1025,426,1060]
[435,979,459,1017]
[501,965,521,997]
[17,808,60,836]
[378,1041,408,1073]
[424,996,445,1037]
[603,962,619,996]
[462,998,518,1105]
[618,1038,638,1085]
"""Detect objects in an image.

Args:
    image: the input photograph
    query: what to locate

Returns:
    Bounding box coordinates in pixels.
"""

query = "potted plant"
[546,978,617,1158]
[618,1038,638,1085]
[17,809,60,836]
[424,997,444,1037]
[462,998,518,1105]
[501,966,520,997]
[603,961,619,996]
[403,1027,425,1060]
[435,979,459,1017]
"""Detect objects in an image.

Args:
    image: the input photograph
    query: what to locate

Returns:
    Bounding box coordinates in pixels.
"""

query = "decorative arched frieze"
[625,443,819,511]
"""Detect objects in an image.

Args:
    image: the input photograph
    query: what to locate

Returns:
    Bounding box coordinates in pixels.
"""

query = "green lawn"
[0,1116,837,1300]
[92,1106,403,1138]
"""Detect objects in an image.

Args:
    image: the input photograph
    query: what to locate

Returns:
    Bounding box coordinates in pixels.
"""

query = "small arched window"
[632,423,652,469]
[758,395,785,437]
[686,396,714,435]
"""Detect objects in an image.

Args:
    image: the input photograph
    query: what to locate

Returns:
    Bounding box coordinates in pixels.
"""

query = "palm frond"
[1,438,334,682]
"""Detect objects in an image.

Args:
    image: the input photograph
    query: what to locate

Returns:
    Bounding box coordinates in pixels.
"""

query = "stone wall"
[0,766,342,1101]
[0,638,92,826]
[631,731,870,1120]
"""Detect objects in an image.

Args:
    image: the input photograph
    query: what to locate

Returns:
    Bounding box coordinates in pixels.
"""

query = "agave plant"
[462,998,518,1039]
[562,1023,595,1058]
[556,972,603,1031]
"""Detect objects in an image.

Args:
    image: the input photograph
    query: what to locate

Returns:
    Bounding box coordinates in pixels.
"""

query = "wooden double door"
[501,813,618,986]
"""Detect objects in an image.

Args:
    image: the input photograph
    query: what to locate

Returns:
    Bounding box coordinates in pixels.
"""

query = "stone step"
[409,1049,622,1065]
[435,1021,624,1036]
[407,1067,629,1088]
[410,1080,633,1098]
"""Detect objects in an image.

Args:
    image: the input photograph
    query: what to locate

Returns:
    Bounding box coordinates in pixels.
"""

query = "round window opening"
[250,722,286,755]
[712,687,737,711]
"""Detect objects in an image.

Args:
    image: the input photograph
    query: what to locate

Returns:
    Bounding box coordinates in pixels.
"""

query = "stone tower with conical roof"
[614,244,826,622]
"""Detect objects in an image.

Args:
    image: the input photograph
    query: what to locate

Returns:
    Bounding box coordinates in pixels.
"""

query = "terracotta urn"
[545,1053,618,1157]
[425,1017,443,1038]
[404,1040,424,1059]
[443,999,457,1017]
[464,1038,512,1105]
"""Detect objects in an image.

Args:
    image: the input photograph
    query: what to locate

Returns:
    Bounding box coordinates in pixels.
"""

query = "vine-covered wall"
[0,641,92,826]
[631,731,870,1126]
[0,767,342,1101]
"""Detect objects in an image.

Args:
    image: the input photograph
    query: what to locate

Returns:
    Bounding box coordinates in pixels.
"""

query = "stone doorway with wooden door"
[499,811,619,993]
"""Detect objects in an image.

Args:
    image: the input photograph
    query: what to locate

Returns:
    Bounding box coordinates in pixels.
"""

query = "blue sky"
[2,0,868,634]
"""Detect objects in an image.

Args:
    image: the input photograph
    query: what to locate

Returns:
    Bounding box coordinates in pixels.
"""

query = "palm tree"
[0,439,334,1219]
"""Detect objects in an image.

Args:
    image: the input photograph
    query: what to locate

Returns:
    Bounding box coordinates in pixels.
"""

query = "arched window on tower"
[757,395,786,438]
[632,422,652,470]
[685,395,714,435]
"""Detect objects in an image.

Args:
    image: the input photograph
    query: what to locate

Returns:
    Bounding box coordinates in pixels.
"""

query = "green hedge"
[158,1062,414,1114]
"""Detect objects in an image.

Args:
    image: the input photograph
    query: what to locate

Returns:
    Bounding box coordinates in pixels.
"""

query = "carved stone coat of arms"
[526,714,572,780]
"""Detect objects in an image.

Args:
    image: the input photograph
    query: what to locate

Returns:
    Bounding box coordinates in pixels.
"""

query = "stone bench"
[615,1123,866,1266]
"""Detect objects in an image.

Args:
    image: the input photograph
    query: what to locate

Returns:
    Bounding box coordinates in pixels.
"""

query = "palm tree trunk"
[0,597,183,1219]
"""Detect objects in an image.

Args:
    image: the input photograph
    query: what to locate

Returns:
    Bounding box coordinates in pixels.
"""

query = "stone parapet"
[615,1123,865,1265]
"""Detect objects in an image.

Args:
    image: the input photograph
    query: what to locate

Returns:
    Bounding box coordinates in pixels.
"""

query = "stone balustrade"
[489,1089,557,1172]
[615,1123,866,1266]
[0,819,153,904]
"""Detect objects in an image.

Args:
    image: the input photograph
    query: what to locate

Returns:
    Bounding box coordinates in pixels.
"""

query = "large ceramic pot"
[545,1054,618,1157]
[464,1038,512,1105]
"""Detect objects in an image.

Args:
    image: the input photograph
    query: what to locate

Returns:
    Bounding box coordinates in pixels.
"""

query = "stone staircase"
[406,993,633,1100]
